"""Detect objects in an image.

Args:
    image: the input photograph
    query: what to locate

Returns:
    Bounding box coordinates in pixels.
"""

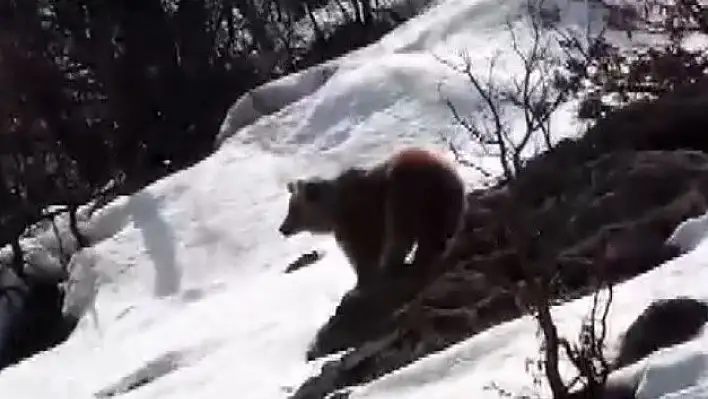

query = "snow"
[1,0,708,398]
[636,330,708,399]
[665,212,708,255]
[214,62,340,149]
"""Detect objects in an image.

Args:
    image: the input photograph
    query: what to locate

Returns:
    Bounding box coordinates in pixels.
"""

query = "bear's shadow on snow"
[128,190,182,298]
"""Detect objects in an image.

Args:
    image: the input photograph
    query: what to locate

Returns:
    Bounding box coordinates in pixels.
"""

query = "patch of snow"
[666,212,708,255]
[215,62,340,149]
[636,329,708,399]
[660,380,708,399]
[62,247,102,322]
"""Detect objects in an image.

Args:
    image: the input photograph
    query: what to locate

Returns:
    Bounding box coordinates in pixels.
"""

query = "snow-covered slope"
[1,0,707,398]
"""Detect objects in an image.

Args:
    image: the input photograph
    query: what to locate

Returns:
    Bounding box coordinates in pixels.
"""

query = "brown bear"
[278,147,467,288]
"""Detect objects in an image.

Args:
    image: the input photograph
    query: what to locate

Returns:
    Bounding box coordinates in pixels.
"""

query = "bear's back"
[327,148,464,284]
[386,147,464,206]
[384,147,466,248]
[386,147,455,173]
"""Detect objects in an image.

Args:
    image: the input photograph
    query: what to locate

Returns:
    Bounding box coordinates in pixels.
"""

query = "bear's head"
[279,178,336,237]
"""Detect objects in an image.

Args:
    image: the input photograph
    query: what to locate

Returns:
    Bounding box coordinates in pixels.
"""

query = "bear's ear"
[287,179,303,194]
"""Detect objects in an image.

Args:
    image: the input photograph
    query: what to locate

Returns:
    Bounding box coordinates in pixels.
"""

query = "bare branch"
[437,0,617,395]
[433,51,514,178]
[50,215,68,269]
[440,134,495,180]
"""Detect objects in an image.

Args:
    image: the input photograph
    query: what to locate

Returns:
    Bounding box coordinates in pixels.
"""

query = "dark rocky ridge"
[289,81,708,399]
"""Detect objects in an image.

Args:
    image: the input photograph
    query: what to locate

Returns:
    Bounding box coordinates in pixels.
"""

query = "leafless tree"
[434,0,568,181]
[436,0,613,396]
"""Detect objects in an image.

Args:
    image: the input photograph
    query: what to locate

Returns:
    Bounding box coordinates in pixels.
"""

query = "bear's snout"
[279,219,295,237]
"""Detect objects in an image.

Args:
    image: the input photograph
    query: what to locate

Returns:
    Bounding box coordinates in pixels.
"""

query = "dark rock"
[0,279,78,372]
[614,297,708,369]
[285,250,324,273]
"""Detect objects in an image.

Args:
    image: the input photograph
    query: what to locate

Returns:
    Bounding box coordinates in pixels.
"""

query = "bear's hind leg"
[378,197,416,279]
[411,201,464,281]
[354,259,383,289]
[410,235,450,281]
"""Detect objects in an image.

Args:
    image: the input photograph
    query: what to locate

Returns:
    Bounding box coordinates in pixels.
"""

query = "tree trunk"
[68,204,88,250]
[361,0,373,25]
[351,0,363,24]
[305,3,325,42]
[10,237,24,279]
[334,0,352,21]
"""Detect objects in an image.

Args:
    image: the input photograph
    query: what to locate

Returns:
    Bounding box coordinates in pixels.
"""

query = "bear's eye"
[303,181,325,202]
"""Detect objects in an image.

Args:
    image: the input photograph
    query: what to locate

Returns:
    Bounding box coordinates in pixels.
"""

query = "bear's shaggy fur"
[278,147,467,288]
